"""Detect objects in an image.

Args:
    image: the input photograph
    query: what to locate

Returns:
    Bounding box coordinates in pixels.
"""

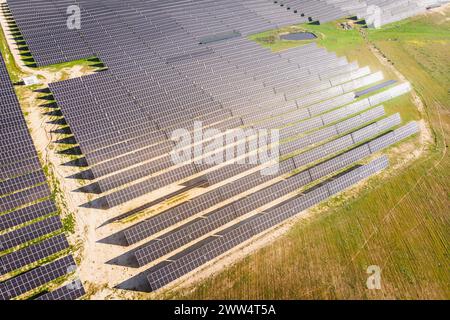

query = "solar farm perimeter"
[0,0,448,300]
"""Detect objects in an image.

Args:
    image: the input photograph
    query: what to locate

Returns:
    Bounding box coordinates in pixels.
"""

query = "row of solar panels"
[3,1,356,192]
[45,36,395,208]
[114,113,418,272]
[326,0,449,27]
[68,76,408,212]
[4,0,93,66]
[5,0,312,67]
[0,49,84,300]
[5,0,417,221]
[132,120,417,268]
[122,114,418,290]
[120,102,393,245]
[147,155,390,290]
[271,0,347,23]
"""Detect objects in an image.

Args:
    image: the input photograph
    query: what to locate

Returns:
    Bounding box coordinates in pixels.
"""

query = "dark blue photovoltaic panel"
[0,199,57,231]
[1,40,84,300]
[0,234,69,275]
[35,279,85,300]
[0,255,76,300]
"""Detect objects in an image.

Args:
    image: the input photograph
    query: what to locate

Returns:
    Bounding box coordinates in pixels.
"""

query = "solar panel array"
[35,279,86,301]
[270,0,348,23]
[5,0,93,66]
[133,119,418,268]
[267,0,448,26]
[0,255,77,300]
[46,33,412,207]
[147,156,390,290]
[3,0,423,293]
[324,0,449,27]
[123,106,389,245]
[0,51,83,300]
[44,22,411,210]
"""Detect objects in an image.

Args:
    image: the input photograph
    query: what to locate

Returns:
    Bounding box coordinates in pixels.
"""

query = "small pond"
[280,32,317,41]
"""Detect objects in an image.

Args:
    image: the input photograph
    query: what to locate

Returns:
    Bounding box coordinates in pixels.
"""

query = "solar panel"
[146,154,390,290]
[124,188,225,245]
[0,216,63,251]
[135,205,237,266]
[368,132,396,153]
[3,0,422,296]
[327,156,389,195]
[0,200,57,232]
[6,0,93,66]
[0,255,76,300]
[35,279,85,300]
[0,234,69,275]
[0,36,81,301]
[393,121,419,140]
[0,183,51,213]
[0,170,47,197]
[309,145,371,181]
[102,163,197,208]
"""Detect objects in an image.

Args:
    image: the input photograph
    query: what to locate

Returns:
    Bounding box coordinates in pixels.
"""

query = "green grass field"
[169,10,450,300]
